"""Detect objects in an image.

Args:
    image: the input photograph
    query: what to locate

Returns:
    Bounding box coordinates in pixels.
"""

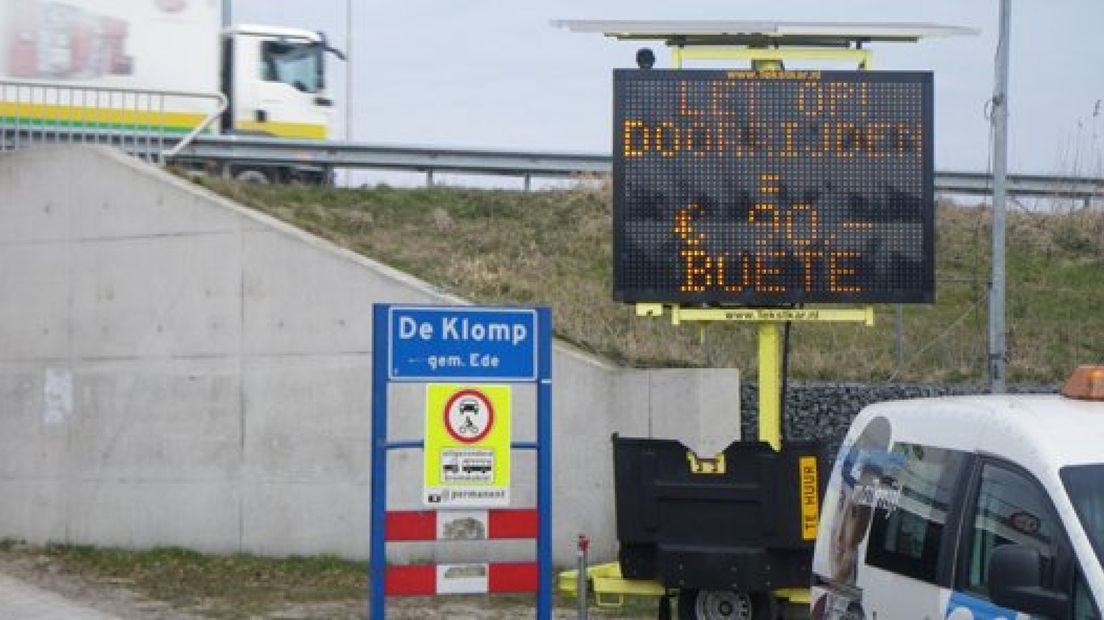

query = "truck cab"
[221,25,334,142]
[812,366,1104,619]
[1,1,342,183]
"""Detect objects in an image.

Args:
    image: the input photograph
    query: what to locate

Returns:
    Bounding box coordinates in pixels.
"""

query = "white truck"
[0,0,343,182]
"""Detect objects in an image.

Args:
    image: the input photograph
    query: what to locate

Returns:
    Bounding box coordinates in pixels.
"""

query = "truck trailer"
[0,0,343,182]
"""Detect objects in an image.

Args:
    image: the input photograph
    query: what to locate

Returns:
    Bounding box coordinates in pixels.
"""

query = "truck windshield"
[1061,464,1104,569]
[261,40,322,93]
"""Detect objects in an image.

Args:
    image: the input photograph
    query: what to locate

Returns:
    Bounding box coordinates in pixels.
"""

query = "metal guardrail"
[175,135,612,183]
[170,135,1104,200]
[0,80,227,162]
[936,170,1104,199]
[4,121,1102,200]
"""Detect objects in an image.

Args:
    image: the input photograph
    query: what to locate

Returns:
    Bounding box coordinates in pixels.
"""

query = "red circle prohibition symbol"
[443,389,495,444]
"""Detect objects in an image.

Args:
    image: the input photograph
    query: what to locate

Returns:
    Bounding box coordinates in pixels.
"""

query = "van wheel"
[678,589,767,620]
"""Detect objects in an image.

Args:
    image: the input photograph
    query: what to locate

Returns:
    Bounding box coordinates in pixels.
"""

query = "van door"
[811,432,973,619]
[948,460,1091,619]
[856,443,972,618]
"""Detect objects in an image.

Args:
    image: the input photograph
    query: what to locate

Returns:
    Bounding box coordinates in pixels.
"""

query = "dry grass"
[191,175,1104,384]
[0,540,658,619]
[0,542,365,618]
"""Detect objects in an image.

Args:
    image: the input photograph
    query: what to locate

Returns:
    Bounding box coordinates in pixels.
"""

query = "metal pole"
[894,303,904,369]
[221,0,231,30]
[989,0,1012,393]
[369,304,390,619]
[537,306,554,620]
[346,0,354,143]
[576,535,590,619]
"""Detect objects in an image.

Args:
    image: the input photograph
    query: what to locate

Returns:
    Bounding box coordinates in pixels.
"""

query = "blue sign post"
[370,304,553,619]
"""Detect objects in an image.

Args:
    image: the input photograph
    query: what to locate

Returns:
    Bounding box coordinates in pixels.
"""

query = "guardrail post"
[426,170,435,187]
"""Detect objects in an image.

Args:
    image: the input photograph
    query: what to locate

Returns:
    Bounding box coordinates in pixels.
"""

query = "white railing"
[0,80,227,162]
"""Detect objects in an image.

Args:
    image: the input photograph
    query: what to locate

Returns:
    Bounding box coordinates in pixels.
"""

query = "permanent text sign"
[423,384,512,508]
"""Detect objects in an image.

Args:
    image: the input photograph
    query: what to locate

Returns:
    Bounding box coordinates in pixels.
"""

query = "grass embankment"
[196,177,1104,384]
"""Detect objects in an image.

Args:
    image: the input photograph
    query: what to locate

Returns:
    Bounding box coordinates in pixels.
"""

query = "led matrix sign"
[613,69,934,305]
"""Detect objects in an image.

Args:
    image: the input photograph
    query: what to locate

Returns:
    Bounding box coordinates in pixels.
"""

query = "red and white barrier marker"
[384,509,541,597]
[386,509,539,542]
[385,562,539,596]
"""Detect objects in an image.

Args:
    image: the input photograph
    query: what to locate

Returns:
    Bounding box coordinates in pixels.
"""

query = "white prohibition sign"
[444,389,495,443]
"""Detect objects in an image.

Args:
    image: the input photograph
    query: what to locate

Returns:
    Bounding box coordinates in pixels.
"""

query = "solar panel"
[552,20,978,45]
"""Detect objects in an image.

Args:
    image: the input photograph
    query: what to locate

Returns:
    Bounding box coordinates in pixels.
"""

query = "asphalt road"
[0,571,119,619]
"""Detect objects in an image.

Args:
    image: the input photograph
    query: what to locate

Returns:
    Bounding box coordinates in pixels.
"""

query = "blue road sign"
[372,303,553,620]
[388,306,538,381]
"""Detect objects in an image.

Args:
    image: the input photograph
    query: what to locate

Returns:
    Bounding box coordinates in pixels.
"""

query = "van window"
[1074,570,1099,620]
[864,443,968,583]
[961,463,1062,597]
[1062,464,1104,575]
[1062,464,1104,618]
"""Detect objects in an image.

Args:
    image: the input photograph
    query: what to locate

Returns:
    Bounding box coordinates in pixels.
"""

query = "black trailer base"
[613,435,828,594]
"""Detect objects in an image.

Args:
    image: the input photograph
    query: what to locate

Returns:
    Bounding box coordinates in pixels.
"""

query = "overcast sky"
[233,0,1104,179]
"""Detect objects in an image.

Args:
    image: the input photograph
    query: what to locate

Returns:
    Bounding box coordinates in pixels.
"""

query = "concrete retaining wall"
[0,147,741,565]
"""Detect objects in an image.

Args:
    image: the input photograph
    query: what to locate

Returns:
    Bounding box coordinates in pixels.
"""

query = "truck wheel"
[678,589,768,620]
[234,168,271,184]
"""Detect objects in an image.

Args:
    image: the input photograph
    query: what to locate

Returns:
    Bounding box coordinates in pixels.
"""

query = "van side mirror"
[989,544,1069,618]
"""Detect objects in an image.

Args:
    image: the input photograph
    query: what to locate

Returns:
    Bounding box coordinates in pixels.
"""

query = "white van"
[811,366,1104,619]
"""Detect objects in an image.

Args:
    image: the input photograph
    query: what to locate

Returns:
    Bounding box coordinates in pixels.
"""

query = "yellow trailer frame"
[557,41,877,612]
[637,303,873,451]
[557,561,812,607]
[553,17,972,610]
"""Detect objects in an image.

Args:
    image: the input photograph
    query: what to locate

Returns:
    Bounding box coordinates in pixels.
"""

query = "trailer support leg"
[657,594,673,620]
